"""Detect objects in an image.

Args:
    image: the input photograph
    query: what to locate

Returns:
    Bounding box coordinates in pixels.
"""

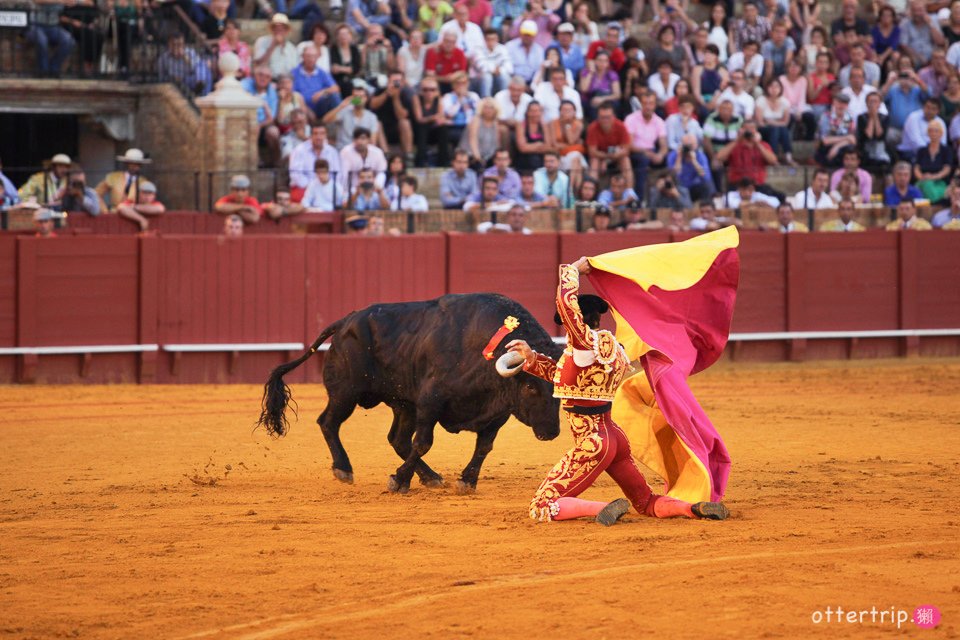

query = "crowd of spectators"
[13,0,960,233]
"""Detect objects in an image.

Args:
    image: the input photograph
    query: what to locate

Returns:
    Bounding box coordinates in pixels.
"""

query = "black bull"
[257,293,568,493]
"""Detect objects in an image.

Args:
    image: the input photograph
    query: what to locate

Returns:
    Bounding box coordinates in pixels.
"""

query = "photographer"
[648,175,693,211]
[714,118,782,201]
[58,170,101,216]
[349,167,391,211]
[597,174,640,213]
[667,133,715,202]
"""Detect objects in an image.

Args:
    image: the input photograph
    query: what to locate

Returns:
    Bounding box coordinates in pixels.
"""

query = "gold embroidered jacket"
[523,264,629,403]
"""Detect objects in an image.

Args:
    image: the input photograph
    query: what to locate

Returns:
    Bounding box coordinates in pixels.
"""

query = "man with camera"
[648,175,693,211]
[349,167,391,211]
[714,119,780,200]
[58,170,101,216]
[667,133,714,203]
[369,70,416,162]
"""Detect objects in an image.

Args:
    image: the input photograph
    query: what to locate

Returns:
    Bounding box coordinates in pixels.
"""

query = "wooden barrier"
[0,231,958,383]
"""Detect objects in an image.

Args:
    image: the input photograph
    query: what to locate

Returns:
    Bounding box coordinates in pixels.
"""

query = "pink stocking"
[553,497,609,520]
[649,495,695,519]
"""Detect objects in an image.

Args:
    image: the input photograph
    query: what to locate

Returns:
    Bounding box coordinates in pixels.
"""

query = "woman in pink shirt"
[780,57,815,139]
[218,19,251,78]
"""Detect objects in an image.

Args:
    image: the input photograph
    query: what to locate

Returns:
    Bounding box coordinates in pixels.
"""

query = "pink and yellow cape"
[587,226,740,504]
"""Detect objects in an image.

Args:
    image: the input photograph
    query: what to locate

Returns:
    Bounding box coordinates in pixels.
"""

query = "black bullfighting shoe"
[596,498,631,526]
[691,502,730,520]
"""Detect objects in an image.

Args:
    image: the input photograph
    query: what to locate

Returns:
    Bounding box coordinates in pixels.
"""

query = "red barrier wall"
[65,212,339,236]
[1,232,958,384]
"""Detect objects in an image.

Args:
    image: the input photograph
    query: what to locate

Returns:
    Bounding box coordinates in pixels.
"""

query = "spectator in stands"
[390,175,429,211]
[0,156,18,209]
[215,175,261,224]
[756,78,795,164]
[553,22,585,79]
[586,104,634,190]
[218,19,252,79]
[276,74,310,133]
[624,90,667,201]
[242,65,282,167]
[293,43,340,120]
[289,124,340,200]
[839,43,881,89]
[200,0,229,39]
[347,0,392,38]
[715,119,779,196]
[886,198,933,230]
[579,50,620,119]
[689,200,743,231]
[463,97,502,168]
[648,24,687,78]
[61,0,100,76]
[223,214,244,237]
[382,154,407,205]
[517,173,555,208]
[253,14,298,78]
[514,100,552,171]
[664,209,689,232]
[586,206,611,232]
[900,0,944,67]
[95,148,149,211]
[330,24,363,98]
[858,91,893,171]
[59,170,100,216]
[815,93,857,167]
[807,52,836,122]
[116,181,165,232]
[397,29,427,88]
[898,97,947,161]
[791,168,836,210]
[647,59,680,109]
[344,214,370,234]
[717,70,755,120]
[648,175,693,211]
[597,174,639,213]
[830,0,867,38]
[668,133,714,202]
[883,67,925,148]
[764,202,809,232]
[441,3,485,56]
[339,127,388,191]
[533,151,572,208]
[298,23,331,71]
[19,153,71,206]
[506,20,545,84]
[830,149,873,204]
[157,33,213,96]
[691,44,728,116]
[575,176,599,203]
[262,189,305,219]
[731,2,770,54]
[442,72,481,152]
[726,40,763,97]
[586,22,625,73]
[534,66,582,123]
[872,5,900,69]
[464,175,514,210]
[941,72,960,121]
[413,77,451,167]
[370,70,416,163]
[472,27,513,97]
[721,177,780,208]
[440,150,477,208]
[324,79,386,150]
[281,109,311,160]
[301,159,344,211]
[820,199,866,232]
[884,161,924,205]
[932,183,960,227]
[366,215,404,236]
[25,1,75,78]
[780,58,813,139]
[33,208,56,238]
[360,23,394,89]
[611,204,664,231]
[914,120,954,202]
[477,203,532,233]
[703,99,743,160]
[495,76,532,134]
[483,148,522,199]
[349,167,391,211]
[511,0,559,47]
[457,0,493,29]
[761,21,794,85]
[842,67,883,121]
[419,0,454,42]
[552,100,585,189]
[426,31,470,92]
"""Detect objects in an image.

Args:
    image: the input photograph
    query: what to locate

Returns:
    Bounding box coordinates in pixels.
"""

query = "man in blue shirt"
[597,173,640,212]
[552,23,585,79]
[241,65,281,165]
[482,148,522,199]
[532,152,572,208]
[504,20,544,83]
[884,73,925,141]
[292,43,340,119]
[883,161,924,205]
[666,134,715,202]
[440,151,478,209]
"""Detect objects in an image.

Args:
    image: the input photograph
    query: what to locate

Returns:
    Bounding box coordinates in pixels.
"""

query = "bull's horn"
[496,351,525,378]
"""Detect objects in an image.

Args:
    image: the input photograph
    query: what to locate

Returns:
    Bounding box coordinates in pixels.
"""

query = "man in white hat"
[18,153,72,206]
[117,181,166,232]
[552,22,585,78]
[95,148,151,211]
[505,19,544,83]
[33,208,57,238]
[253,13,298,78]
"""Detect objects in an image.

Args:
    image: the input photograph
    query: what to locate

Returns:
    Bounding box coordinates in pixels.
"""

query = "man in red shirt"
[586,103,634,189]
[34,207,56,238]
[586,22,626,72]
[714,120,779,189]
[117,181,166,232]
[424,31,468,92]
[214,174,262,224]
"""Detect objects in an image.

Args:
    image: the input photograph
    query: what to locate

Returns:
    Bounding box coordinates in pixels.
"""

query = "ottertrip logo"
[810,605,941,629]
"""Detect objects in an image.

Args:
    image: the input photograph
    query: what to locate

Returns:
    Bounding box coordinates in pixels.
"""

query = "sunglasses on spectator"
[422,86,438,92]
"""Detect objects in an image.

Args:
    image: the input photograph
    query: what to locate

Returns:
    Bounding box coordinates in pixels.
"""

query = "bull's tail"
[257,319,345,437]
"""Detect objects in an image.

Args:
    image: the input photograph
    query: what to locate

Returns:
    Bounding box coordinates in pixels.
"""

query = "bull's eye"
[522,383,540,398]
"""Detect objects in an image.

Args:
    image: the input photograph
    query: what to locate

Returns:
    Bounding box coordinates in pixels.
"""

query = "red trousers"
[530,411,655,521]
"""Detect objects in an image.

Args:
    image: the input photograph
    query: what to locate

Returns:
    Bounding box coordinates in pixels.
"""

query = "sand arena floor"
[1,360,959,639]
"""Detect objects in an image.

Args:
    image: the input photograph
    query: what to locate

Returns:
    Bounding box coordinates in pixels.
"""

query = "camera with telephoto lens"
[575,200,610,217]
[743,131,754,141]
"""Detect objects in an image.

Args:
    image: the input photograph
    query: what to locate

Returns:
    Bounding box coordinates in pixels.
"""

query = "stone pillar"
[194,53,262,211]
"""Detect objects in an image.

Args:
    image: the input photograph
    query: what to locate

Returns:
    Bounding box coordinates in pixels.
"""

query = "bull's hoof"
[387,475,410,494]
[420,475,445,488]
[332,468,354,484]
[455,480,477,495]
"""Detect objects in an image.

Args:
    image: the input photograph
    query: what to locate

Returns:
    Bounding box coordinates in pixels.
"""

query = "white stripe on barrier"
[0,344,159,355]
[163,343,305,352]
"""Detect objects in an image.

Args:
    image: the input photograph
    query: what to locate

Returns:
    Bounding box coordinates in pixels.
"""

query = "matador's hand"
[573,256,591,274]
[505,339,535,367]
